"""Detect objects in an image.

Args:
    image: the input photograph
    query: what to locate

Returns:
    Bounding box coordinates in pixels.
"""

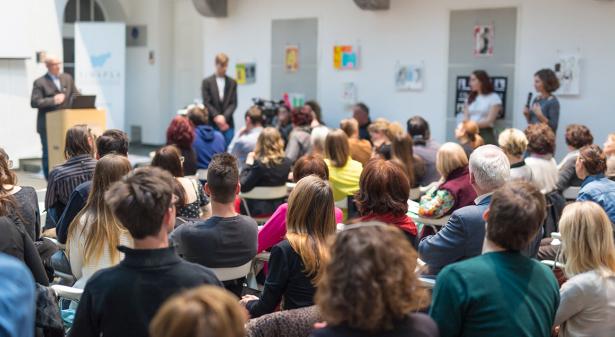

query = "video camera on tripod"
[252,98,287,126]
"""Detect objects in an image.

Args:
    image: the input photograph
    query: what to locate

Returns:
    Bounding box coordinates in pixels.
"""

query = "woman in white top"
[463,70,502,145]
[554,201,615,337]
[524,123,558,193]
[67,154,133,288]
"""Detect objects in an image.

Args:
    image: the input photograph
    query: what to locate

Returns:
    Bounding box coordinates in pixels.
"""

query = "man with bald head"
[31,55,79,178]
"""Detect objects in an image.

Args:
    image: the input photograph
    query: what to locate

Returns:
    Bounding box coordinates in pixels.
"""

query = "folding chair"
[240,186,288,224]
[210,260,253,282]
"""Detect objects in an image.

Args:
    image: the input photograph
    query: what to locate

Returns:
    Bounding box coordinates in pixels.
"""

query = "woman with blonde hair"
[241,175,336,318]
[240,127,291,215]
[603,133,615,178]
[455,120,484,157]
[67,154,133,288]
[554,201,615,337]
[418,142,476,218]
[150,285,247,337]
[498,128,533,182]
[323,129,363,213]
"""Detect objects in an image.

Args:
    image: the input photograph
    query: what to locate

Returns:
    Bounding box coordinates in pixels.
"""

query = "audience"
[45,124,96,229]
[557,124,594,192]
[419,145,510,274]
[286,107,313,163]
[257,154,343,253]
[0,253,36,337]
[575,144,615,224]
[340,118,371,165]
[310,125,330,156]
[166,115,197,176]
[323,130,363,211]
[305,101,324,128]
[312,224,437,337]
[355,159,417,245]
[0,216,48,285]
[56,129,129,244]
[430,180,559,337]
[390,134,423,188]
[186,105,226,172]
[367,118,394,152]
[240,175,336,318]
[172,153,257,296]
[230,106,265,170]
[419,142,476,219]
[455,120,484,157]
[554,201,615,337]
[604,133,615,179]
[69,167,221,337]
[525,123,558,193]
[150,285,247,337]
[352,102,372,141]
[498,128,533,182]
[151,145,210,219]
[240,127,291,216]
[275,105,293,145]
[67,154,133,288]
[407,116,441,186]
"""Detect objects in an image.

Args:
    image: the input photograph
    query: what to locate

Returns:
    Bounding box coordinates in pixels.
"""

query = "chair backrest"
[418,277,436,289]
[409,188,421,201]
[210,260,253,282]
[562,186,580,200]
[196,169,208,182]
[51,284,83,302]
[240,186,288,200]
[334,198,348,209]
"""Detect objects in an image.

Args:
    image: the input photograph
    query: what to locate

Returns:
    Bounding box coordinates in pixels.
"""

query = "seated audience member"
[257,154,344,253]
[0,148,40,240]
[69,167,221,337]
[0,217,48,285]
[166,115,197,176]
[151,145,210,219]
[575,144,615,224]
[391,134,424,188]
[172,153,257,296]
[407,116,441,186]
[604,133,615,178]
[455,120,484,157]
[323,130,363,210]
[556,124,594,192]
[275,105,293,145]
[45,124,96,229]
[56,129,129,244]
[305,100,324,128]
[498,128,533,182]
[310,125,330,156]
[419,145,510,275]
[230,106,264,171]
[312,224,437,337]
[340,118,371,165]
[430,181,559,337]
[554,201,615,337]
[67,155,133,288]
[150,285,246,337]
[285,107,313,164]
[419,142,476,218]
[525,123,558,193]
[240,128,291,216]
[368,119,400,156]
[247,306,321,337]
[352,102,372,141]
[0,253,36,337]
[355,160,417,245]
[240,176,336,318]
[186,105,226,172]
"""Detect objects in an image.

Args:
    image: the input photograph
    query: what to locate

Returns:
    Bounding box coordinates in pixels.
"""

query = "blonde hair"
[215,53,229,65]
[459,121,484,149]
[254,127,285,167]
[149,285,246,337]
[367,119,403,142]
[324,129,350,168]
[340,118,358,138]
[436,142,468,179]
[559,201,615,278]
[286,175,336,284]
[498,128,528,157]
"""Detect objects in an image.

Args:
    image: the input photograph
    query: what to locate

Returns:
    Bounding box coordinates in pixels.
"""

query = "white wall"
[202,0,615,160]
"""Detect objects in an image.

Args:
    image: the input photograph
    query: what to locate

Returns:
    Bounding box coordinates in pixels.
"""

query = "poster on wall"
[473,24,494,57]
[554,55,580,96]
[455,76,507,119]
[236,63,256,85]
[342,82,357,103]
[285,45,299,72]
[395,64,424,91]
[333,45,359,70]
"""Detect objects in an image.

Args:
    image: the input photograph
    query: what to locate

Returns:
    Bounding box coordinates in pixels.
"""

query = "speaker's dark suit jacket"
[30,73,79,133]
[201,74,238,128]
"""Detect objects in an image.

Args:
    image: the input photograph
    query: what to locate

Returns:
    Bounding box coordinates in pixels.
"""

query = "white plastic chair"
[334,198,348,209]
[418,277,436,289]
[196,169,208,181]
[247,252,271,291]
[210,260,253,282]
[409,188,421,201]
[562,186,580,201]
[240,186,288,224]
[51,284,83,302]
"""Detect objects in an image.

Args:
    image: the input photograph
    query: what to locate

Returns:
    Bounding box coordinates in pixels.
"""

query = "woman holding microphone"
[523,68,560,133]
[463,70,502,145]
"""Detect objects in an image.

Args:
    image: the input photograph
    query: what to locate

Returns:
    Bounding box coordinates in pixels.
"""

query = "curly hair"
[535,68,560,94]
[565,124,594,149]
[525,123,556,155]
[579,144,607,176]
[254,127,285,167]
[166,116,194,150]
[316,224,430,332]
[355,159,409,217]
[498,128,528,157]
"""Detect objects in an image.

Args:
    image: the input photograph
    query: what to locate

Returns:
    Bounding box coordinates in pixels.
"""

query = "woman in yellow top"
[323,129,363,214]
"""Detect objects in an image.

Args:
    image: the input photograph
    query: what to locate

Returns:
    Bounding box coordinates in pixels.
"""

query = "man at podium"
[30,55,79,179]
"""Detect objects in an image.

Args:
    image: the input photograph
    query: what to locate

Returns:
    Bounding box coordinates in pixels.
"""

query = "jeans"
[39,129,49,179]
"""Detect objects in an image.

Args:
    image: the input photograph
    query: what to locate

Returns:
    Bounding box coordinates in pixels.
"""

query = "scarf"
[360,213,417,236]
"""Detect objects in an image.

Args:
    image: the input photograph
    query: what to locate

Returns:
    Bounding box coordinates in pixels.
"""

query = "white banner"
[75,22,126,130]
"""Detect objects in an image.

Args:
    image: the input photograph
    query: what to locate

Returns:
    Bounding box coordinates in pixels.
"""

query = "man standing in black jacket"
[30,55,79,179]
[69,167,221,337]
[201,53,238,148]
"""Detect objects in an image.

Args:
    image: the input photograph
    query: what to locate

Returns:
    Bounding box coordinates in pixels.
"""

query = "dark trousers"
[39,128,49,179]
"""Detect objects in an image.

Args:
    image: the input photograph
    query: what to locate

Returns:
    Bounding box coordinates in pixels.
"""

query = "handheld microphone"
[526,92,533,108]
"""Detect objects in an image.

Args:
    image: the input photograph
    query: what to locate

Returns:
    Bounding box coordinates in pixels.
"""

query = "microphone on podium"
[526,92,533,108]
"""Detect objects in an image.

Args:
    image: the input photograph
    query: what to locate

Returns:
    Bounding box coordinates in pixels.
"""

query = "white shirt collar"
[474,192,494,205]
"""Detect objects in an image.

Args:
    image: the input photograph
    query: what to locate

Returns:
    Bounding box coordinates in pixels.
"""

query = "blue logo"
[91,53,111,68]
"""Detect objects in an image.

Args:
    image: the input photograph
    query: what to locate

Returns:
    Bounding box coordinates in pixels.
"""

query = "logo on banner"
[91,53,111,68]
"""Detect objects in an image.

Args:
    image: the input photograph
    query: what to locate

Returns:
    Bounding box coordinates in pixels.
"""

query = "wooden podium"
[46,109,107,169]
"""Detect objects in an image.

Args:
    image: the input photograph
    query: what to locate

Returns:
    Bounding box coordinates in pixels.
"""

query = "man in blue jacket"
[187,105,226,178]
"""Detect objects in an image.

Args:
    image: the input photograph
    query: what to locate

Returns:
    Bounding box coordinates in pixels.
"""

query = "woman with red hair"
[166,116,197,175]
